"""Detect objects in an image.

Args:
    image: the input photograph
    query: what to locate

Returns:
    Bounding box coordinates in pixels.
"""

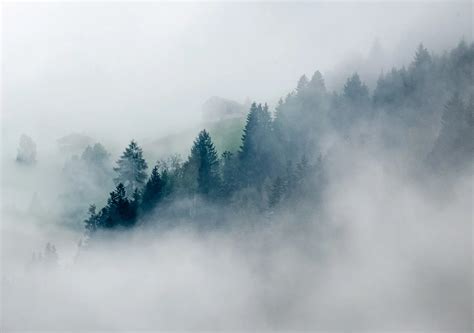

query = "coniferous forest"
[2,2,473,331]
[82,42,473,239]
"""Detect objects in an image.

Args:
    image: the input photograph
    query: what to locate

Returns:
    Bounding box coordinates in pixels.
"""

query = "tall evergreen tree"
[413,43,432,68]
[239,102,275,188]
[114,140,148,196]
[296,74,309,94]
[308,70,326,93]
[141,165,164,211]
[343,73,369,104]
[184,130,220,197]
[104,183,135,228]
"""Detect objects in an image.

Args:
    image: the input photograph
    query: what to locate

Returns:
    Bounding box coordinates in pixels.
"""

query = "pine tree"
[308,71,326,93]
[104,183,135,228]
[407,43,433,100]
[114,140,148,196]
[296,74,309,94]
[240,102,259,156]
[343,73,369,103]
[141,165,163,211]
[413,43,432,68]
[239,102,276,188]
[186,130,220,196]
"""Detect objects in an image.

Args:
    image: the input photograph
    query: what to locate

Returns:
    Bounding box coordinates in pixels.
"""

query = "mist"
[2,1,471,142]
[1,1,473,331]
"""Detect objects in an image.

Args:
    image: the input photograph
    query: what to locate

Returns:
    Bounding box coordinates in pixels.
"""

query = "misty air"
[1,1,472,331]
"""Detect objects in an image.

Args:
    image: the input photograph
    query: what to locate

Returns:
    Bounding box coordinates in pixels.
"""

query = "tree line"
[84,41,473,234]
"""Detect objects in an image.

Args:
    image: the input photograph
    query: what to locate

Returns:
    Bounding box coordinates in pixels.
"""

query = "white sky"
[1,1,472,144]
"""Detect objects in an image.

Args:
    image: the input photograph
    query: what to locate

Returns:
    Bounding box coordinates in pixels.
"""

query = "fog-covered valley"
[1,1,473,331]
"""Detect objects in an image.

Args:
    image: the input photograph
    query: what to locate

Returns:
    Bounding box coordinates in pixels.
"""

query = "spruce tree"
[104,183,135,228]
[296,74,309,94]
[343,73,369,103]
[308,71,326,93]
[114,140,148,196]
[239,102,275,188]
[186,130,220,196]
[413,43,432,68]
[141,165,163,211]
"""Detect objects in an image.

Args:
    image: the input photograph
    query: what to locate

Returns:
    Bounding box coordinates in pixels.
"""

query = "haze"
[1,1,472,331]
[2,1,471,143]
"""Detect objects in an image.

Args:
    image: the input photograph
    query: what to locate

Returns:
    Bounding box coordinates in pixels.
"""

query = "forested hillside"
[82,41,473,238]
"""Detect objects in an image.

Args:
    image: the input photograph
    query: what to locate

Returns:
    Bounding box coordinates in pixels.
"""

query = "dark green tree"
[239,102,275,188]
[104,183,136,228]
[141,165,163,211]
[183,130,220,197]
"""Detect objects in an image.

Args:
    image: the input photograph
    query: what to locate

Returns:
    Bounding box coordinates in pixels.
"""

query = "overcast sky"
[2,1,472,145]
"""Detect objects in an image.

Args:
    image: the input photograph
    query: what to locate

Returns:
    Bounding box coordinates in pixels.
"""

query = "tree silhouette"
[114,140,148,196]
[141,165,164,212]
[183,130,221,197]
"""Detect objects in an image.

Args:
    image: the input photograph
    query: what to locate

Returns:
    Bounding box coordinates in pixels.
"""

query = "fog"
[2,146,471,330]
[2,1,471,142]
[1,1,473,331]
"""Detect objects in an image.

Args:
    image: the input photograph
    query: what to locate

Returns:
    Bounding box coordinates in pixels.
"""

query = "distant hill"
[145,97,247,161]
[201,96,247,122]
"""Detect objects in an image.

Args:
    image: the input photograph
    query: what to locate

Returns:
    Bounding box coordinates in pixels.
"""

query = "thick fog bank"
[2,152,471,331]
[2,1,473,331]
[3,1,471,142]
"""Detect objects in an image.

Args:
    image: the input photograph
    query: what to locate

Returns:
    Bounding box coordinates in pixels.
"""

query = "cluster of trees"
[84,41,473,234]
[85,125,317,232]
